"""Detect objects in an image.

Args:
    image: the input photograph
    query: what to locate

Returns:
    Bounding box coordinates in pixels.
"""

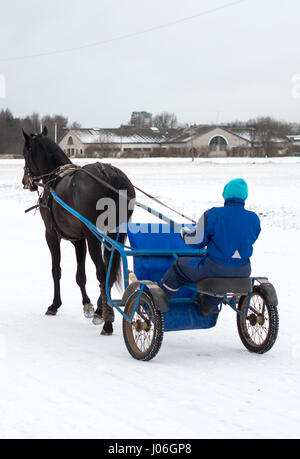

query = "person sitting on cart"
[159,178,261,315]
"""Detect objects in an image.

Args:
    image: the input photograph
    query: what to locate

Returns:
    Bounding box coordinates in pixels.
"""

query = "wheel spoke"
[130,302,155,353]
[241,293,270,347]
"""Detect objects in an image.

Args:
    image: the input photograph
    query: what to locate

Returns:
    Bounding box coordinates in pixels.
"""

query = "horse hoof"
[92,313,104,326]
[101,322,113,336]
[83,303,95,319]
[101,328,113,336]
[45,308,57,316]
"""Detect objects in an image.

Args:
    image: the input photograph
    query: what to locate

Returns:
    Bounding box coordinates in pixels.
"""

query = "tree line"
[0,107,299,157]
[130,111,178,130]
[224,117,300,155]
[0,109,81,156]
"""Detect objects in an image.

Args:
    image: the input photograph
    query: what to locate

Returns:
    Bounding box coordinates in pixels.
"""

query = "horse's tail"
[101,164,136,294]
[104,231,127,294]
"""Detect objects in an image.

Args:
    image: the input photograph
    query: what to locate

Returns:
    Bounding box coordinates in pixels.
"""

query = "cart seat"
[196,278,252,296]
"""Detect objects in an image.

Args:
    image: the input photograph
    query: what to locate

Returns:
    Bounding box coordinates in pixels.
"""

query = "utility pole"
[54,122,58,144]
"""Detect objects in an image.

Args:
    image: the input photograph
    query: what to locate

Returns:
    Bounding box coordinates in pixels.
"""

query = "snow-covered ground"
[0,157,299,439]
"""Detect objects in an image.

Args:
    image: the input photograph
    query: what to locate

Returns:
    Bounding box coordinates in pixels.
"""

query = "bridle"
[23,139,63,189]
[23,163,55,189]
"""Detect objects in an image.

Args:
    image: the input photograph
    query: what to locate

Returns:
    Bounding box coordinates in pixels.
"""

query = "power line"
[0,0,247,62]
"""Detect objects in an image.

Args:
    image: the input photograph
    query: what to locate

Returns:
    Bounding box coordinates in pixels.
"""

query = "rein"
[134,184,196,224]
[24,164,69,187]
[25,163,196,225]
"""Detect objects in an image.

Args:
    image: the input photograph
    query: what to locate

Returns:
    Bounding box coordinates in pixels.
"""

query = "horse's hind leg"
[86,235,114,336]
[45,231,62,316]
[72,240,95,319]
[94,232,123,325]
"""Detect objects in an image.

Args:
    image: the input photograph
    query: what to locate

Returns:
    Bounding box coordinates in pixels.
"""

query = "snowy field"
[0,157,300,439]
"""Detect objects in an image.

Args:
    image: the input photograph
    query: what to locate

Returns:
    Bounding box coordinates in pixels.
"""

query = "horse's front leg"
[72,240,95,319]
[45,231,62,316]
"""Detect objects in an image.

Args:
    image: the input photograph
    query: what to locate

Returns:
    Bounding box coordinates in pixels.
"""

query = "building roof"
[66,127,171,145]
[165,126,214,144]
[165,125,252,145]
[287,135,300,142]
[222,128,253,143]
[62,125,253,147]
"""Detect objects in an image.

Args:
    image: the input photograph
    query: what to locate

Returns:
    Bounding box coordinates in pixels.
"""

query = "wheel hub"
[134,319,151,333]
[256,314,265,326]
[247,313,265,326]
[247,314,258,326]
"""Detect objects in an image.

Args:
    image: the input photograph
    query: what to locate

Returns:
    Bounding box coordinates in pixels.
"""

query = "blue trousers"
[159,257,251,309]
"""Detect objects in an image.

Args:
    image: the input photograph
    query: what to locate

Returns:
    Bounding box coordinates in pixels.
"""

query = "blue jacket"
[183,198,261,267]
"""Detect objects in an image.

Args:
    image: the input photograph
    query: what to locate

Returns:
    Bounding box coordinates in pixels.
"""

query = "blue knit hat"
[223,178,248,201]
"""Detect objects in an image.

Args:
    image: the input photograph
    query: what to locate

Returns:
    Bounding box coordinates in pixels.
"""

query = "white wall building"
[59,126,251,158]
[164,126,251,156]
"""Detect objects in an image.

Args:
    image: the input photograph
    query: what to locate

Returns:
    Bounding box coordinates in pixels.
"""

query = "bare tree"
[225,117,292,156]
[0,109,81,155]
[70,121,82,129]
[42,114,69,142]
[153,112,178,130]
[246,117,290,156]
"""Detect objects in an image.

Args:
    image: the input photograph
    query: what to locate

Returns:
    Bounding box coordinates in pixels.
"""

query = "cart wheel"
[123,291,164,361]
[237,286,279,354]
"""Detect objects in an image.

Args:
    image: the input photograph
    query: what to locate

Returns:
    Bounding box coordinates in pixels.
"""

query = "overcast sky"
[0,0,299,127]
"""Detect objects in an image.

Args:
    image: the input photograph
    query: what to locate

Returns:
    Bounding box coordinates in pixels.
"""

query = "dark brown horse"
[22,127,135,336]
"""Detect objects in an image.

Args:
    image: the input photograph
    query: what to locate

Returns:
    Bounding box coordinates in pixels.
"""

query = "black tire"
[123,291,164,361]
[237,286,279,354]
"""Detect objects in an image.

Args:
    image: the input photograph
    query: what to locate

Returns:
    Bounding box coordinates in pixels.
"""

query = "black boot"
[198,295,219,317]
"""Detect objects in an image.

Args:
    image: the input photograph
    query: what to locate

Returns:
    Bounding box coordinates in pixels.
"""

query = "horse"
[21,127,136,336]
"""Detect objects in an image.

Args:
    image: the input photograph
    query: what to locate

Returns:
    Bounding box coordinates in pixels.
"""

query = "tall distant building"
[130,111,153,128]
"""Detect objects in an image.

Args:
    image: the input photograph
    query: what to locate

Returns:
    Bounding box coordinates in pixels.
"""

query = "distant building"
[59,125,252,158]
[59,126,167,157]
[130,111,153,128]
[164,126,251,156]
[287,134,300,146]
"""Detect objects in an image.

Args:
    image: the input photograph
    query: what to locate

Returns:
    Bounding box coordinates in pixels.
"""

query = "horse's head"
[22,126,48,191]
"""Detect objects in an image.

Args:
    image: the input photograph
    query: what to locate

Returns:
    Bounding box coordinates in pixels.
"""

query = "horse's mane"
[35,135,72,168]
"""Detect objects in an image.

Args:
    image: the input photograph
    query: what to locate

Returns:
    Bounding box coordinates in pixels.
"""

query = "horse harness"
[26,163,113,241]
[37,164,81,241]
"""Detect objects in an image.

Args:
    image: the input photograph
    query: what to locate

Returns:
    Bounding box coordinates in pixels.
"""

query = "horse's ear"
[22,129,31,144]
[42,126,48,137]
